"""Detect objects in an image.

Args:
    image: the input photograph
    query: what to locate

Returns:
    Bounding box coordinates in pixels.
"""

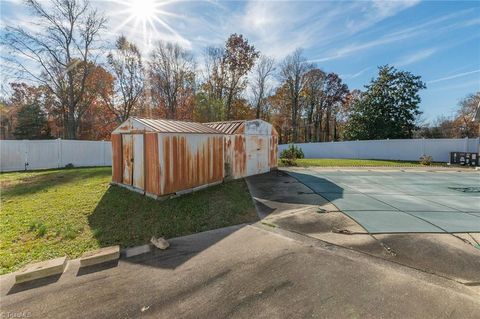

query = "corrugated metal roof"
[133,117,223,134]
[204,120,245,135]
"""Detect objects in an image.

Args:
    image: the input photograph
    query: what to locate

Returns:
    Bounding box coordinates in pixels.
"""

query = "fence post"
[23,139,28,171]
[102,140,106,166]
[57,138,62,168]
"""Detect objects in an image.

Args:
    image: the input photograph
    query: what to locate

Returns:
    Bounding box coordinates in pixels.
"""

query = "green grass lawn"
[281,158,447,167]
[0,167,257,274]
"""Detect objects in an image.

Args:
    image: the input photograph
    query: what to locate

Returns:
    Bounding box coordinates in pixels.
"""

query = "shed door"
[122,134,133,185]
[132,134,144,189]
[246,135,269,176]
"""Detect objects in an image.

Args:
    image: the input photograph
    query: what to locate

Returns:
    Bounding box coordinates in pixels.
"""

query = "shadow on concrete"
[7,274,61,295]
[119,225,243,270]
[77,260,119,276]
[246,170,344,219]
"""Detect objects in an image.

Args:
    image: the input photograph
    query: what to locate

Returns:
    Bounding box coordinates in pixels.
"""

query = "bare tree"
[303,68,326,141]
[455,92,480,137]
[3,0,106,139]
[251,55,275,119]
[149,41,195,119]
[201,46,226,102]
[105,36,144,123]
[279,49,310,142]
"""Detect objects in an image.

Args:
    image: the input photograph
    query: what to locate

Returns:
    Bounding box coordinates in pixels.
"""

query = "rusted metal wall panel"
[157,133,224,196]
[132,134,144,190]
[224,136,233,178]
[111,134,123,183]
[232,135,246,178]
[269,135,278,168]
[246,135,270,176]
[224,134,246,179]
[122,134,133,185]
[144,133,160,195]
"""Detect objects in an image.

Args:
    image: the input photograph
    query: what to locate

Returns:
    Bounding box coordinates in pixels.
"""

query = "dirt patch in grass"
[0,167,257,274]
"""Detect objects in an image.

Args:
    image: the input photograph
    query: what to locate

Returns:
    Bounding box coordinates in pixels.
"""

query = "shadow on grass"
[88,179,257,269]
[1,167,112,198]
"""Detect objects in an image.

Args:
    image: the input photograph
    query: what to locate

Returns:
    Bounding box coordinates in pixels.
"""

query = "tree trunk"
[66,104,76,139]
[314,110,323,142]
[325,107,331,142]
[333,118,337,141]
[255,102,261,119]
[307,103,314,142]
[226,89,234,120]
[291,97,298,143]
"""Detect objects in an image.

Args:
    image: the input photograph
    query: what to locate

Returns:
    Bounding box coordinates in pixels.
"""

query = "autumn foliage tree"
[223,34,259,119]
[199,34,259,121]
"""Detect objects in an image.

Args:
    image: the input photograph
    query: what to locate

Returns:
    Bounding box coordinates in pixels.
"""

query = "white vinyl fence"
[0,139,112,172]
[278,138,480,162]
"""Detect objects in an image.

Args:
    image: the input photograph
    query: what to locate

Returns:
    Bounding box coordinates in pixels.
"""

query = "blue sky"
[1,0,479,122]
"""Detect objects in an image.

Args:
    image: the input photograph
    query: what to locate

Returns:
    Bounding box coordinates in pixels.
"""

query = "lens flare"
[110,0,187,51]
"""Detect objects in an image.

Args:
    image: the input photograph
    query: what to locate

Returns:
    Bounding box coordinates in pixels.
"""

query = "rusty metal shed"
[204,120,278,179]
[111,117,225,198]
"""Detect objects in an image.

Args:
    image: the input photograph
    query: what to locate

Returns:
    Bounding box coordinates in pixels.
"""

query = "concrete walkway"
[246,170,480,284]
[1,224,479,318]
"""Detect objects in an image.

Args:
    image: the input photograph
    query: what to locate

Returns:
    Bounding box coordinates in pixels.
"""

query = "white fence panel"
[0,139,112,172]
[26,140,59,170]
[60,140,110,167]
[278,138,480,162]
[0,140,27,171]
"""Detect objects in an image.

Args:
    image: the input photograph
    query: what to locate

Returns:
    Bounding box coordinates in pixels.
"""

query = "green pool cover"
[288,170,480,233]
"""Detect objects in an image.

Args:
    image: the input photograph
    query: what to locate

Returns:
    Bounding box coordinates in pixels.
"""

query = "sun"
[111,0,188,51]
[128,0,158,21]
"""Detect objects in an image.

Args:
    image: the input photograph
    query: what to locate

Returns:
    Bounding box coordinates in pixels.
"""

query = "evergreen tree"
[345,65,426,140]
[13,101,51,139]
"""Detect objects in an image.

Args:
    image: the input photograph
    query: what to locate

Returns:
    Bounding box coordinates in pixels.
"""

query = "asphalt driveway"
[1,224,479,319]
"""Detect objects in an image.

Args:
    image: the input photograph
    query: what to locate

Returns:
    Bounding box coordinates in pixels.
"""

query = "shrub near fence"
[278,138,480,162]
[0,139,112,172]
